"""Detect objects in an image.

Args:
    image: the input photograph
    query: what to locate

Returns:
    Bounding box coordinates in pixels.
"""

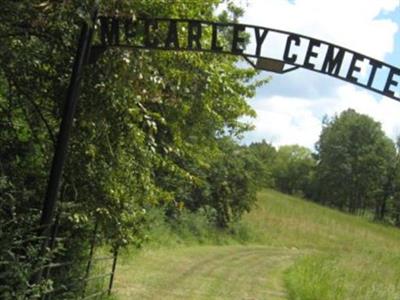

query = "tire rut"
[147,246,297,300]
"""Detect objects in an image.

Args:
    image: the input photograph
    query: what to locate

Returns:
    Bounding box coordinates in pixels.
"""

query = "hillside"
[112,190,400,299]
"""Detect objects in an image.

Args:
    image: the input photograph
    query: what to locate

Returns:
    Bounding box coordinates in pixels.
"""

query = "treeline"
[0,1,262,298]
[246,109,400,226]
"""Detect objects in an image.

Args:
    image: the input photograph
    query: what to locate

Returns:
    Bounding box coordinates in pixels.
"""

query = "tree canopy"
[315,109,396,217]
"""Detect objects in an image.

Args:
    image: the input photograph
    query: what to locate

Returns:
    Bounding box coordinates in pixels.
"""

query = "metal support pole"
[35,5,98,282]
[108,247,119,296]
[38,7,98,239]
[82,220,99,298]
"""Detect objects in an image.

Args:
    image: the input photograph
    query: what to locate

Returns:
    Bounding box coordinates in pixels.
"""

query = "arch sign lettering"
[93,16,400,102]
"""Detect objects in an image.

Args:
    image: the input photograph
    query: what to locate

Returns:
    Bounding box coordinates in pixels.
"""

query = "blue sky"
[385,6,400,65]
[236,0,400,149]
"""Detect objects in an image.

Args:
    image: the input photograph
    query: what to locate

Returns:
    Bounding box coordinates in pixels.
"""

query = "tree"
[205,138,257,228]
[246,140,277,188]
[388,137,400,226]
[271,145,316,197]
[315,109,396,217]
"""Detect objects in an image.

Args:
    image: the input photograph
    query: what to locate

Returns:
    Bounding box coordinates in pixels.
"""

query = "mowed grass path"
[114,246,301,299]
[113,190,400,299]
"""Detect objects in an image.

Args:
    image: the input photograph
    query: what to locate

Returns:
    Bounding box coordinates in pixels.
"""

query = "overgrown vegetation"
[0,1,262,298]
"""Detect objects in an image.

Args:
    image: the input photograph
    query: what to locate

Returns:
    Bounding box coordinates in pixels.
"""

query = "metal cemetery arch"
[37,13,400,293]
[93,16,400,101]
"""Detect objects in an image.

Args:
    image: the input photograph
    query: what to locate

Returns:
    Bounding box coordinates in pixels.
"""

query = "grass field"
[112,189,400,299]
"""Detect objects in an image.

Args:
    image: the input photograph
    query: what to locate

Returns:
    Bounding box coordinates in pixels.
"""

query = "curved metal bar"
[92,16,400,102]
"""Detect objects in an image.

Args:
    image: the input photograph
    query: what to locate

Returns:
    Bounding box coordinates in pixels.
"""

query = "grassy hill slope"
[112,190,400,299]
[245,190,400,299]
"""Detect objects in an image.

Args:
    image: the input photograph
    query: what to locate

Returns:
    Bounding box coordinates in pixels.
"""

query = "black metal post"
[108,247,119,296]
[82,220,99,298]
[35,5,98,282]
[38,8,98,239]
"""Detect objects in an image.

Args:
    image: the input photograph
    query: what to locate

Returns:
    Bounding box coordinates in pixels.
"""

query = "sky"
[235,0,400,150]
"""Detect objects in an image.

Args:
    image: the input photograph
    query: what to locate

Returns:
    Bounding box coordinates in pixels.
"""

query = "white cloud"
[245,95,322,148]
[245,85,400,149]
[239,0,398,59]
[238,0,399,148]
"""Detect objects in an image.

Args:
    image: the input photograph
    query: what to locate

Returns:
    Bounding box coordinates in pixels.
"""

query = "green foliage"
[205,138,257,228]
[315,109,396,218]
[272,145,316,197]
[388,137,400,226]
[0,0,263,297]
[140,206,257,248]
[245,141,316,198]
[246,140,276,188]
[0,175,48,298]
